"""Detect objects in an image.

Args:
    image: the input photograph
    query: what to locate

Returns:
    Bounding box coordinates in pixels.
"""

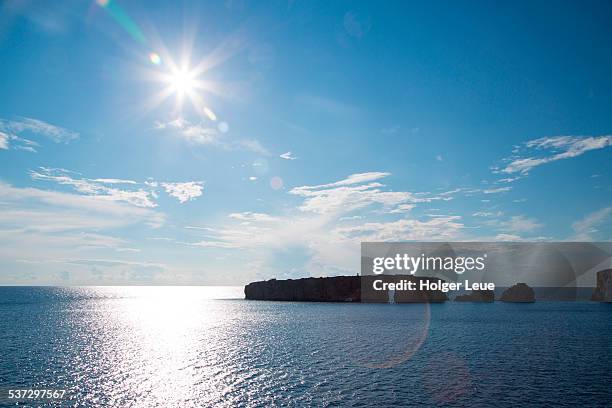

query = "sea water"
[0,286,610,407]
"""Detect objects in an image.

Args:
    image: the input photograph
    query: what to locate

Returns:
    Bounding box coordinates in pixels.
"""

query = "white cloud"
[154,118,270,155]
[181,124,220,145]
[388,204,416,214]
[483,186,512,194]
[436,155,443,161]
[14,145,37,153]
[291,182,413,214]
[0,180,168,284]
[499,215,542,233]
[280,151,297,160]
[155,118,220,145]
[335,216,464,242]
[473,211,502,217]
[228,212,278,222]
[494,234,523,241]
[1,117,79,143]
[0,130,43,152]
[305,172,390,188]
[154,118,187,129]
[499,135,612,174]
[496,177,521,183]
[161,182,204,203]
[289,173,452,215]
[0,132,8,149]
[93,178,138,185]
[8,257,172,285]
[571,207,612,240]
[183,172,469,277]
[29,167,206,206]
[0,183,164,231]
[30,168,157,208]
[187,240,244,249]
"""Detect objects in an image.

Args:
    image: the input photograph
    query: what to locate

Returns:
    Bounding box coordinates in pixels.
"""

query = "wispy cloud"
[0,182,164,233]
[155,118,221,145]
[228,212,278,223]
[571,207,612,240]
[498,215,542,233]
[295,172,390,189]
[0,117,79,144]
[0,132,8,150]
[30,167,204,206]
[30,168,157,208]
[0,128,47,153]
[334,216,464,242]
[154,117,270,155]
[289,172,453,215]
[497,135,612,175]
[473,211,503,217]
[280,151,297,160]
[92,178,138,185]
[483,186,512,194]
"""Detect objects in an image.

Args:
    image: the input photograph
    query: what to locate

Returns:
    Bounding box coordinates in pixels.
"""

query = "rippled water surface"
[0,286,611,407]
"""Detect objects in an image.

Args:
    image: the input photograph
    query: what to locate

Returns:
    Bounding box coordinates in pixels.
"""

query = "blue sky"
[0,0,611,285]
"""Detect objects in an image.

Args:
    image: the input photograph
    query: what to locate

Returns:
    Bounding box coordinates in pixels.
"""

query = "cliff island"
[244,275,448,303]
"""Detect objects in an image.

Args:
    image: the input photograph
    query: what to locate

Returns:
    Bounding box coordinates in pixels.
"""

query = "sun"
[169,68,195,95]
[143,42,232,118]
[145,55,212,117]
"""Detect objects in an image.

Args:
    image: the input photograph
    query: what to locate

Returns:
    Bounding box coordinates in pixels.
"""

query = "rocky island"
[500,282,535,302]
[591,269,612,302]
[244,275,448,303]
[455,290,495,302]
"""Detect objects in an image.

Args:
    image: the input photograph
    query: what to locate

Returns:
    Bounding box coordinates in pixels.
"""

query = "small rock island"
[591,269,612,302]
[500,282,535,302]
[244,275,448,303]
[455,290,495,302]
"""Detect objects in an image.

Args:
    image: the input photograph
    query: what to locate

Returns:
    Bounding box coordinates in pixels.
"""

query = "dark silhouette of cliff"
[500,283,535,302]
[244,275,448,303]
[591,269,612,302]
[455,290,494,302]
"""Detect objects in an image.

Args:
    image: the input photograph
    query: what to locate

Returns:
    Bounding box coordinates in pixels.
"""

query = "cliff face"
[591,269,612,302]
[455,290,494,302]
[244,275,448,303]
[244,276,361,302]
[500,283,535,303]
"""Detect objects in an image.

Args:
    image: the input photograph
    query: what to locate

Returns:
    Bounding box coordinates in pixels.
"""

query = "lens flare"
[203,107,217,121]
[217,121,229,133]
[270,176,283,190]
[97,0,146,44]
[149,52,161,65]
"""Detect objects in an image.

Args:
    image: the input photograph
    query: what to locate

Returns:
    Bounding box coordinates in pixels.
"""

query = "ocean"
[0,286,610,407]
